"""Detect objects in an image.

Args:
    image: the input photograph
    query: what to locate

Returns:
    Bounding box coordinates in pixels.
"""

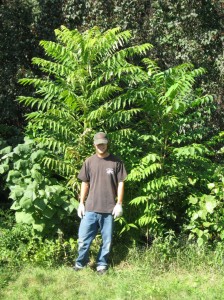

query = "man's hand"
[112,203,123,218]
[77,203,85,218]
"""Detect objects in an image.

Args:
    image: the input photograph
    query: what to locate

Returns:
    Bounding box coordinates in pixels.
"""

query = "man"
[74,132,127,274]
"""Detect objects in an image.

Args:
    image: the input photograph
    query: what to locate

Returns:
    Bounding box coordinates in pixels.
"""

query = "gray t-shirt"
[78,153,127,213]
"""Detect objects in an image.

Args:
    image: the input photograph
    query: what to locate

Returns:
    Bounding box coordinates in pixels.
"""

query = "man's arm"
[77,181,89,218]
[112,181,124,218]
[80,181,89,204]
[117,181,124,205]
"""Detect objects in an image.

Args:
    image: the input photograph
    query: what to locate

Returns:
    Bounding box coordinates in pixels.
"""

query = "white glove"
[112,203,123,218]
[77,203,85,218]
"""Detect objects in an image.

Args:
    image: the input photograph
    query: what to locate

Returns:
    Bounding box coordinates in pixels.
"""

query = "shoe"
[97,269,107,275]
[73,265,83,271]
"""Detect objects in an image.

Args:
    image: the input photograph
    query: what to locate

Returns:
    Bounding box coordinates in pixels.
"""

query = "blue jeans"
[75,212,114,270]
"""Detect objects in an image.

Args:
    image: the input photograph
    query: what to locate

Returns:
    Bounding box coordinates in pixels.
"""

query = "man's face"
[94,143,108,155]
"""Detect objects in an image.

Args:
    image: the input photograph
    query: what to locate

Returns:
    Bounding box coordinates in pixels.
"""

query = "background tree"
[147,0,224,129]
[0,0,36,145]
[0,0,65,147]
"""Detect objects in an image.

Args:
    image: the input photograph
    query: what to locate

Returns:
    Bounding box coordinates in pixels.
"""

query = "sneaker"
[97,269,107,275]
[73,265,83,271]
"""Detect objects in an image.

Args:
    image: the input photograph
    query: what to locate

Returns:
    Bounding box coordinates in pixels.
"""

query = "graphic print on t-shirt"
[106,168,114,175]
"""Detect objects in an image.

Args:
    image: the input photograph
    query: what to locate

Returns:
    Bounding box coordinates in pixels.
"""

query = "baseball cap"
[93,132,108,145]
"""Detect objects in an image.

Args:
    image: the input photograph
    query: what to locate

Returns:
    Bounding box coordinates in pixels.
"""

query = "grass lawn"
[1,248,224,300]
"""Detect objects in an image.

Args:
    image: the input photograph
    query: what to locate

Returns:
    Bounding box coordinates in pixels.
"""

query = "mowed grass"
[1,247,224,300]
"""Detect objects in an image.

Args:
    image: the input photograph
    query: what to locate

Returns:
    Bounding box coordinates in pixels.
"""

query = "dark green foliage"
[147,0,224,118]
[62,0,151,44]
[35,0,64,41]
[0,0,37,130]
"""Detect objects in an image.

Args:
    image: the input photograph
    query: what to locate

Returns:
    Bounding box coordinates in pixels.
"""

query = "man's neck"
[97,152,110,158]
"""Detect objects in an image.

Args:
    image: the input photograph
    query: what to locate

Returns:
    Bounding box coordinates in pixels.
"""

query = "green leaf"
[45,185,63,197]
[31,169,43,182]
[198,209,207,220]
[10,201,21,210]
[15,211,34,224]
[42,206,55,218]
[6,170,21,182]
[34,198,48,211]
[203,222,213,228]
[128,223,138,229]
[207,183,215,190]
[188,196,198,205]
[191,212,199,221]
[0,146,12,155]
[14,143,32,155]
[9,185,24,200]
[220,231,224,240]
[14,159,29,170]
[197,237,205,247]
[31,150,45,163]
[0,164,9,174]
[188,178,197,185]
[205,198,217,213]
[23,188,37,201]
[20,197,33,209]
[33,222,45,232]
[198,233,208,246]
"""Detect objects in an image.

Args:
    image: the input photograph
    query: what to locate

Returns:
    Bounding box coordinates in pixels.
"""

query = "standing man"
[74,132,127,274]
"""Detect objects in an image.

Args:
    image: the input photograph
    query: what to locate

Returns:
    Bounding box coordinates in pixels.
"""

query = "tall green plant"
[125,62,223,243]
[18,26,152,187]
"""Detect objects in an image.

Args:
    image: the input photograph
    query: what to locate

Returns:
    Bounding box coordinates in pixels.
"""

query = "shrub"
[0,208,77,267]
[0,138,78,236]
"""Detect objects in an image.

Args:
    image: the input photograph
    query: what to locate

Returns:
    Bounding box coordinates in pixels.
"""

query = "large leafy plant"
[186,161,224,246]
[0,138,77,235]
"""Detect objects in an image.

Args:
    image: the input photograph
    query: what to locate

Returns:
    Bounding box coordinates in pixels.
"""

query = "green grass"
[1,246,224,300]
